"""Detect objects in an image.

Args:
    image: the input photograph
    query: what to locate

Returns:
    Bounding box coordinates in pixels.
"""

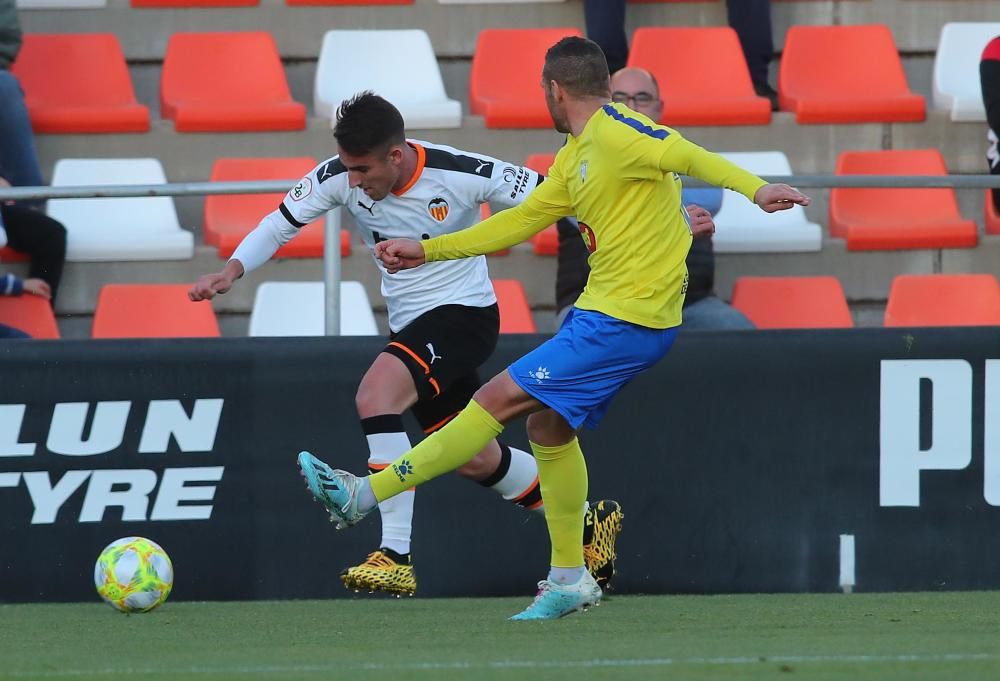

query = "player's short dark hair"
[333,91,406,157]
[542,36,611,98]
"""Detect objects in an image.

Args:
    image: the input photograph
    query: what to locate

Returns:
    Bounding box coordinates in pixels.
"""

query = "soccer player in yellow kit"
[297,36,809,620]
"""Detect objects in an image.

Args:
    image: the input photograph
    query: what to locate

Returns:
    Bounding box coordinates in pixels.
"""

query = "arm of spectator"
[22,278,50,300]
[686,204,714,238]
[1,272,22,296]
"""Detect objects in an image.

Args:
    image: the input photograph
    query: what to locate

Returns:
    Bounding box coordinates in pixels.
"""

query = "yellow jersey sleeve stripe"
[601,103,670,140]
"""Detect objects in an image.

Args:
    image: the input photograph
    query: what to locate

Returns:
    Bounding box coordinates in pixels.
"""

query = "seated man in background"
[0,0,67,304]
[583,0,778,109]
[0,266,51,338]
[982,35,1000,214]
[556,67,754,330]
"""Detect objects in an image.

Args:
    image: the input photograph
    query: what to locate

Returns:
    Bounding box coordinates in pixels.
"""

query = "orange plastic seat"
[0,295,59,338]
[986,190,1000,235]
[161,32,305,132]
[628,27,770,126]
[521,153,560,255]
[493,279,536,333]
[779,25,925,124]
[134,0,256,6]
[11,34,149,133]
[830,149,977,251]
[0,246,29,262]
[204,158,350,259]
[287,0,409,4]
[470,28,583,128]
[92,284,221,338]
[730,276,854,329]
[884,274,1000,327]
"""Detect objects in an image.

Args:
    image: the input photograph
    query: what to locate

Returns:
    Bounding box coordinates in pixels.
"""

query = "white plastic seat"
[16,0,105,7]
[933,23,1000,122]
[47,159,193,262]
[248,281,379,337]
[314,30,461,129]
[711,151,822,253]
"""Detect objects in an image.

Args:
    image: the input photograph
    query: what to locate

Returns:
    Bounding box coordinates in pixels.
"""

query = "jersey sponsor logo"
[474,159,492,176]
[357,200,375,216]
[502,166,518,183]
[509,167,530,200]
[428,197,450,222]
[290,177,312,201]
[580,161,588,183]
[578,221,597,253]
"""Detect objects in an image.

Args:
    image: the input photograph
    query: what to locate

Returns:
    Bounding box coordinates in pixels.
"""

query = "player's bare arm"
[753,183,811,213]
[188,259,245,301]
[374,238,426,274]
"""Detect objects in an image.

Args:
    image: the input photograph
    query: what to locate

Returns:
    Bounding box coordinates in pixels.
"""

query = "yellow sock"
[531,437,588,568]
[369,400,503,502]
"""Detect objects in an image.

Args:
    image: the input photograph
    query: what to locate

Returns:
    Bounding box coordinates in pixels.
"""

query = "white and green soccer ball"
[94,536,174,613]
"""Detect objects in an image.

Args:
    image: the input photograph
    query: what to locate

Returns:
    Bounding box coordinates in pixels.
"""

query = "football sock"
[477,442,544,513]
[361,414,414,556]
[549,566,587,585]
[531,437,588,569]
[369,399,504,502]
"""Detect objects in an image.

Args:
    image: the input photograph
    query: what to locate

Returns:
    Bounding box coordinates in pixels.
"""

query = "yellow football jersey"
[423,102,767,329]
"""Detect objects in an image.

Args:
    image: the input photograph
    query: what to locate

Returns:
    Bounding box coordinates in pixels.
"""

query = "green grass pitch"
[3,592,1000,681]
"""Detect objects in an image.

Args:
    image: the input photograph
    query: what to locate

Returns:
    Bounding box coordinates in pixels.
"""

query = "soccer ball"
[94,537,174,613]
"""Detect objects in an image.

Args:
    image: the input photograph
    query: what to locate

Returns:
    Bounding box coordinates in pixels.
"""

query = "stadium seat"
[16,0,105,7]
[884,274,1000,327]
[730,276,854,329]
[290,0,409,4]
[829,149,977,251]
[521,153,559,255]
[440,0,559,3]
[933,23,1000,122]
[248,281,378,336]
[46,158,194,262]
[10,34,149,133]
[92,284,220,338]
[133,0,256,6]
[712,152,822,253]
[204,158,350,259]
[0,294,59,339]
[493,279,536,333]
[986,190,1000,235]
[0,246,29,263]
[161,32,306,133]
[314,30,460,129]
[470,28,583,128]
[779,25,925,124]
[627,27,770,126]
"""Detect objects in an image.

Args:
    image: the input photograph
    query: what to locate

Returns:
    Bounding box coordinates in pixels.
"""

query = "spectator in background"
[0,0,67,304]
[982,35,1000,214]
[582,0,779,110]
[0,269,50,338]
[555,67,755,330]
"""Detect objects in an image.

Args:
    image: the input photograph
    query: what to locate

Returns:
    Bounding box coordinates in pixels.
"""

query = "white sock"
[361,415,414,556]
[479,444,544,513]
[549,566,586,585]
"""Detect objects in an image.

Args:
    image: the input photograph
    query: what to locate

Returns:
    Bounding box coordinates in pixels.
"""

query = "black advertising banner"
[1,328,999,603]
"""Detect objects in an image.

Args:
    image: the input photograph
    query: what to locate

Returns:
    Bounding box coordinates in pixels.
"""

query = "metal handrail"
[2,175,1000,201]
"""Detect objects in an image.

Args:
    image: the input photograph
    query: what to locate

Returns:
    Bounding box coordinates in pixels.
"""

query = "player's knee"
[526,410,575,446]
[354,382,393,418]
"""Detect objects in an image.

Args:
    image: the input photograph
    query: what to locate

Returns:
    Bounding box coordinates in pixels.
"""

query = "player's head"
[333,91,408,201]
[541,36,611,133]
[610,67,663,121]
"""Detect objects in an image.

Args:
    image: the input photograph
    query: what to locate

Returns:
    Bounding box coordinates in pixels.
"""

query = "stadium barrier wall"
[2,328,999,603]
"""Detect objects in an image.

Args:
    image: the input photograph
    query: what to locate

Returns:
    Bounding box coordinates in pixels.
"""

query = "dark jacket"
[0,0,22,70]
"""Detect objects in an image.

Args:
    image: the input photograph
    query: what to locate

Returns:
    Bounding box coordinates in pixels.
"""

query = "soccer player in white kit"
[189,92,623,596]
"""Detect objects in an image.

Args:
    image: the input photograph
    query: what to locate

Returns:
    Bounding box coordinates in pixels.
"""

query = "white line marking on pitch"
[6,653,1000,677]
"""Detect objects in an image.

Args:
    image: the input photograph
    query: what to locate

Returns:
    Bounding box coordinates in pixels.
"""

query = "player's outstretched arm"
[753,183,811,213]
[375,238,426,274]
[189,259,244,301]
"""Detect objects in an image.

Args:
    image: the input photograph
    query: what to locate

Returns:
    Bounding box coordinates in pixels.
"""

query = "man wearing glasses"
[555,67,755,330]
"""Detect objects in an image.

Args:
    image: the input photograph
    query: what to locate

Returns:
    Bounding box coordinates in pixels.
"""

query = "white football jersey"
[232,140,542,332]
